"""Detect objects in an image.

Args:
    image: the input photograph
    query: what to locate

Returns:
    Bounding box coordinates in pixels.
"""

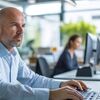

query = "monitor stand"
[76,64,94,77]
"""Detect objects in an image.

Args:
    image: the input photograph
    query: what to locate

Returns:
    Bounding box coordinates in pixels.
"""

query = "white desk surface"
[84,81,100,92]
[54,70,100,81]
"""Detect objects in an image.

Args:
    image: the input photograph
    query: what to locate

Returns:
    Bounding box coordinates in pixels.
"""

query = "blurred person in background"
[53,34,82,76]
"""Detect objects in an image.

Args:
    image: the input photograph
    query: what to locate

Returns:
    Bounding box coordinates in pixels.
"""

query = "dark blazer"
[53,49,79,76]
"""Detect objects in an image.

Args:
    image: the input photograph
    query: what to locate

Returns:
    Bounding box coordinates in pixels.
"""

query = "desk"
[54,70,100,81]
[84,81,100,92]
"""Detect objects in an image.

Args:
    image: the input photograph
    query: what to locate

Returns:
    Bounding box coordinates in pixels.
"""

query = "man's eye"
[11,23,17,27]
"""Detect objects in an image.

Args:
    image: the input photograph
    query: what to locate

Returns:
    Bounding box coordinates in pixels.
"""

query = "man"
[0,7,87,100]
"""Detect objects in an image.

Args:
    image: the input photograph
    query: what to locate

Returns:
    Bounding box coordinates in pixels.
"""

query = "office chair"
[36,57,51,77]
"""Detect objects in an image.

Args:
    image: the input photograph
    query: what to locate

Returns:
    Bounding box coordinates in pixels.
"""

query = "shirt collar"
[0,42,17,57]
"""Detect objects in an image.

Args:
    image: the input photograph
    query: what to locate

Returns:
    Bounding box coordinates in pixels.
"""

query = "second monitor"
[84,33,97,64]
[76,33,97,77]
[95,37,100,65]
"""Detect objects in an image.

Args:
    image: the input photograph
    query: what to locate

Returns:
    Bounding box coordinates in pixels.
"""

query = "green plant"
[60,20,96,43]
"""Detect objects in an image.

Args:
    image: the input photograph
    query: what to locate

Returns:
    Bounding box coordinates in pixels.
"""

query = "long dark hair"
[64,34,81,50]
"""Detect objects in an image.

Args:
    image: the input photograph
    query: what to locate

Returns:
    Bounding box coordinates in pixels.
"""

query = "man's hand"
[49,86,83,100]
[60,80,88,91]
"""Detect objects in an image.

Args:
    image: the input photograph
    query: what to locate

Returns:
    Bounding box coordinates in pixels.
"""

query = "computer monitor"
[84,33,97,64]
[95,37,100,65]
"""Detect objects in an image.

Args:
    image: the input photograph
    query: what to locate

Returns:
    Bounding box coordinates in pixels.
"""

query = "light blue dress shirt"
[0,43,61,100]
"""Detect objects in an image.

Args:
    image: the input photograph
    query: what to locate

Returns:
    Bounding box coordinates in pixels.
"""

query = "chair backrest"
[36,57,50,77]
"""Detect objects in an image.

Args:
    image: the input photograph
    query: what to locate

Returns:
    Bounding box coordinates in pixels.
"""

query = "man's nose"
[17,25,24,34]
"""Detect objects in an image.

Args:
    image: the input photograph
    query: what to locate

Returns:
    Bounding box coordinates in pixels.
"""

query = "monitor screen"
[84,33,97,64]
[95,37,100,65]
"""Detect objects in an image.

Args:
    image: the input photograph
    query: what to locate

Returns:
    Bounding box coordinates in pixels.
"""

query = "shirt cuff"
[50,79,62,89]
[34,88,49,100]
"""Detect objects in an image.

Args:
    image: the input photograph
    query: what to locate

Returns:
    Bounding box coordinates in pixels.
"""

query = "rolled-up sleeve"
[34,88,49,100]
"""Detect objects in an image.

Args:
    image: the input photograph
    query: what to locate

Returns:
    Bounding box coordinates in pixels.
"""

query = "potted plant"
[60,20,96,45]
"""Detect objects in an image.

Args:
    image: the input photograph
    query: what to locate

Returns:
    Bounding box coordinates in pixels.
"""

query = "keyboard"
[81,89,100,100]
